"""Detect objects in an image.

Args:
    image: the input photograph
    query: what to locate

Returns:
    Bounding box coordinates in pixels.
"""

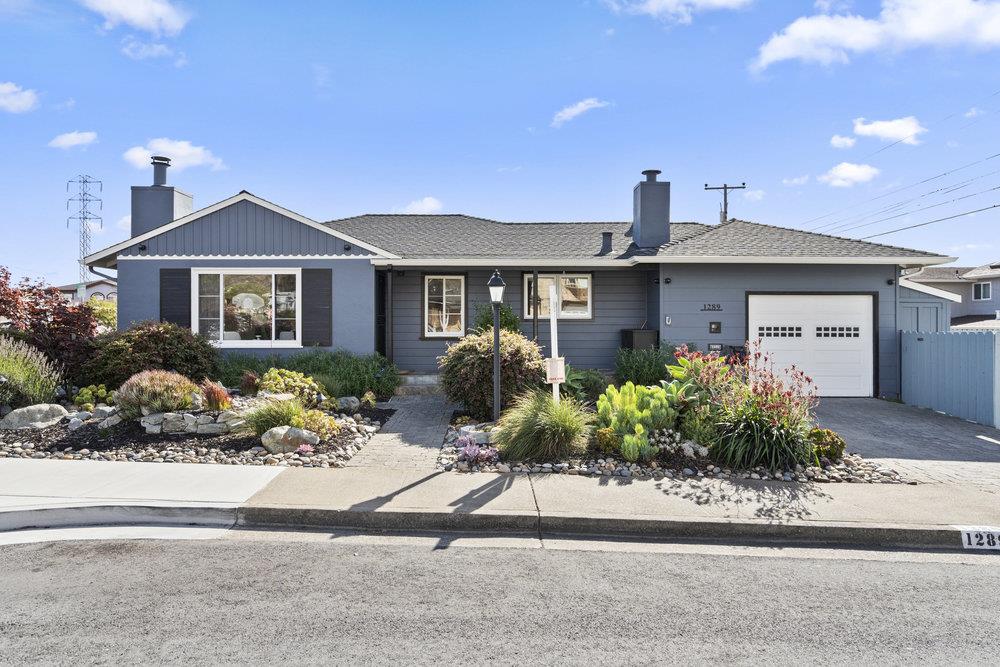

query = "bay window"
[191,269,301,347]
[424,275,465,337]
[523,273,592,319]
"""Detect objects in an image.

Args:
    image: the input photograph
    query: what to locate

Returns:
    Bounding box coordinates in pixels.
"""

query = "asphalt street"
[0,530,997,665]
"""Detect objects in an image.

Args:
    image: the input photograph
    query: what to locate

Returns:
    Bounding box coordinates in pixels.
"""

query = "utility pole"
[704,182,746,223]
[67,175,103,302]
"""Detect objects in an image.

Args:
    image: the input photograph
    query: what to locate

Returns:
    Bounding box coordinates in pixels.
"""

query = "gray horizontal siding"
[390,267,651,372]
[659,263,902,397]
[120,199,369,257]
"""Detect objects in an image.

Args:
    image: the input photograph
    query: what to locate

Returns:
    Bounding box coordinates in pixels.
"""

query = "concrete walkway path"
[346,395,456,470]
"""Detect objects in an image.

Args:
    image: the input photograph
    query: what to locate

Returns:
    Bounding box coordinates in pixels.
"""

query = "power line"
[801,151,1000,228]
[860,203,1000,240]
[832,183,1000,235]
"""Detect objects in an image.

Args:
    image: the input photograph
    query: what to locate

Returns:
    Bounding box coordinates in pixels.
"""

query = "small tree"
[86,297,117,330]
[437,328,545,420]
[471,303,520,334]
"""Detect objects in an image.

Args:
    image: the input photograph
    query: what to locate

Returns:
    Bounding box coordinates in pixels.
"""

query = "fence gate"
[901,330,1000,428]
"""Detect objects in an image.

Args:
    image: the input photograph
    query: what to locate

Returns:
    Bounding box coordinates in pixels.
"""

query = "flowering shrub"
[455,436,500,465]
[83,322,218,390]
[115,370,199,419]
[710,341,818,470]
[438,328,545,419]
[73,384,113,411]
[258,368,324,407]
[244,400,305,436]
[0,335,62,407]
[295,443,314,455]
[668,345,733,403]
[302,408,340,441]
[200,379,232,411]
[809,427,846,461]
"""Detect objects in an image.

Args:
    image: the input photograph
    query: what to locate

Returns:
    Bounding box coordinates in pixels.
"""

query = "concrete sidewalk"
[3,457,997,551]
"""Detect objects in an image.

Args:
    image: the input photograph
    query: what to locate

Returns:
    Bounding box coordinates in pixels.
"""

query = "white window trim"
[974,282,992,301]
[190,268,303,349]
[522,273,593,319]
[423,275,465,338]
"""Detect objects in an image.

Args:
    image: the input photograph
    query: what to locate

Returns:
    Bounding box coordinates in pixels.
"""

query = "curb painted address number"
[960,528,1000,550]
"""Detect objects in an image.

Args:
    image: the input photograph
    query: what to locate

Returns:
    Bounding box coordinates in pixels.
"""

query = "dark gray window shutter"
[302,268,332,347]
[159,268,191,327]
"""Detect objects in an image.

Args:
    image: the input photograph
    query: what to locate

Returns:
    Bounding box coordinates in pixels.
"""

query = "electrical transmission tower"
[704,182,746,223]
[66,175,102,300]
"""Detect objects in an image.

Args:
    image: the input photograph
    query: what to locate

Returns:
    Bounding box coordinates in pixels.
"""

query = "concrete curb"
[0,503,973,552]
[0,505,238,532]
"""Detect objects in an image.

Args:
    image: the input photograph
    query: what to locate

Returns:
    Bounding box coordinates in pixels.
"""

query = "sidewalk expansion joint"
[525,474,544,545]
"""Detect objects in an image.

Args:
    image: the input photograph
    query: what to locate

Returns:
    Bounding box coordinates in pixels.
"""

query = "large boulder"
[0,404,68,430]
[337,396,361,414]
[261,426,320,454]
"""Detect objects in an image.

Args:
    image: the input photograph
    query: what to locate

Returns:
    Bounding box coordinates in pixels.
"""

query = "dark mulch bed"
[1,406,396,455]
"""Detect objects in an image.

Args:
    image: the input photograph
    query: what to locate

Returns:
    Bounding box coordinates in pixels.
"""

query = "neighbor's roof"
[54,279,116,291]
[907,264,1000,282]
[324,214,950,265]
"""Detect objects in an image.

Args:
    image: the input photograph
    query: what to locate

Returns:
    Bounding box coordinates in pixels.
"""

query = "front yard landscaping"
[435,328,915,485]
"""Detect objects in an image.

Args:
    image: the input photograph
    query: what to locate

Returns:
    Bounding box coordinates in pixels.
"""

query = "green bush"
[86,297,117,329]
[0,335,62,407]
[593,426,621,455]
[115,370,198,419]
[83,322,219,389]
[244,400,305,437]
[713,400,814,471]
[258,368,324,407]
[809,427,846,461]
[493,390,593,461]
[217,349,400,399]
[73,384,113,412]
[596,381,680,441]
[438,328,546,420]
[614,345,678,386]
[471,302,520,333]
[678,405,719,447]
[563,366,609,404]
[302,408,340,441]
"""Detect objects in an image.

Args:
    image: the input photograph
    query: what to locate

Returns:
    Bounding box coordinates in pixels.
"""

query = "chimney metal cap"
[641,169,661,182]
[151,155,171,165]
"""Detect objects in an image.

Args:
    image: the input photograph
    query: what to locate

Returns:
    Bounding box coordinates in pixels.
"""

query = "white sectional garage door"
[747,294,874,397]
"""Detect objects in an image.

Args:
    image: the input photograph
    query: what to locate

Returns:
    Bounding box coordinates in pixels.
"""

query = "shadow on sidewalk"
[655,478,833,521]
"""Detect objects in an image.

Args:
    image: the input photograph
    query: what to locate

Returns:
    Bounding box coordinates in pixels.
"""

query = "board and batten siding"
[898,285,951,333]
[118,199,370,257]
[117,258,375,356]
[390,267,651,372]
[658,263,903,397]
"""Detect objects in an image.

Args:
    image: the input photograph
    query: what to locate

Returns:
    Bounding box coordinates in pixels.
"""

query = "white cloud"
[53,97,76,111]
[604,27,616,36]
[78,0,189,36]
[123,138,225,172]
[830,134,856,148]
[853,115,926,144]
[551,97,610,128]
[814,0,853,12]
[603,0,752,24]
[497,165,523,173]
[753,0,1000,71]
[48,130,98,149]
[782,175,810,186]
[120,36,186,66]
[818,162,880,187]
[116,215,131,231]
[742,188,765,201]
[0,81,39,113]
[401,196,443,214]
[965,106,984,118]
[949,242,992,252]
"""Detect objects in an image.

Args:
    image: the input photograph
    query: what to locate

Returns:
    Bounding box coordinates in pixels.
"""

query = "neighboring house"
[56,279,118,304]
[906,264,1000,328]
[86,159,955,399]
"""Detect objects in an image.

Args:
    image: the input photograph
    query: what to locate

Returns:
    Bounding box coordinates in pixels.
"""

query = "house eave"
[898,277,963,303]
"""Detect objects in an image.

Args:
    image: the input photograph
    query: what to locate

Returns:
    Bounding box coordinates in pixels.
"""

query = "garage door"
[747,294,874,397]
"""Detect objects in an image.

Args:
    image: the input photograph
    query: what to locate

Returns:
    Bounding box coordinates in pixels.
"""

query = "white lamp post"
[488,270,506,420]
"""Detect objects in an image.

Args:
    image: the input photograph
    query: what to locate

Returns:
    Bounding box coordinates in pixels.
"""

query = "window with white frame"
[974,282,992,301]
[424,275,465,337]
[523,273,592,319]
[192,269,301,347]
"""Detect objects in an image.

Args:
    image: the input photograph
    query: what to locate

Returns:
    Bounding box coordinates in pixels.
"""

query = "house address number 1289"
[961,529,1000,550]
[701,304,723,312]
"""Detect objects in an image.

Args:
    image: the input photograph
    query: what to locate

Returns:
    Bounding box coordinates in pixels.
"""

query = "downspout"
[88,266,118,283]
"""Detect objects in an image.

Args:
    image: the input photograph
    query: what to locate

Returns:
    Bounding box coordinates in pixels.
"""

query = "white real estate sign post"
[546,282,565,403]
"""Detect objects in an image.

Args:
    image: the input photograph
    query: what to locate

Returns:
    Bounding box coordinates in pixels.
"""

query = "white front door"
[747,294,874,397]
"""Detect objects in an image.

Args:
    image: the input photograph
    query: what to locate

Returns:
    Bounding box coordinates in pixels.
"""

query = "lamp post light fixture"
[488,270,506,421]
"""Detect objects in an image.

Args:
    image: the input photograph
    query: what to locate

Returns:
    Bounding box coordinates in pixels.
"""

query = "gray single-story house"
[86,158,956,398]
[906,263,1000,328]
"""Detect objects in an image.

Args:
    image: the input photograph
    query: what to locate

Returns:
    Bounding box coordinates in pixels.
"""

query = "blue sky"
[2,0,1000,285]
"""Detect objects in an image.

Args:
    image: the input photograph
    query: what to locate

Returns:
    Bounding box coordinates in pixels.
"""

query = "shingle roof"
[906,266,975,282]
[324,214,944,261]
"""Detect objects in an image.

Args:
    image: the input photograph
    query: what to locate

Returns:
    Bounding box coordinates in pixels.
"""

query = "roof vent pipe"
[151,155,171,186]
[600,231,613,255]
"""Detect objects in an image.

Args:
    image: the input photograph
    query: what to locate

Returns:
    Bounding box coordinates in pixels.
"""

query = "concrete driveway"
[814,398,1000,486]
